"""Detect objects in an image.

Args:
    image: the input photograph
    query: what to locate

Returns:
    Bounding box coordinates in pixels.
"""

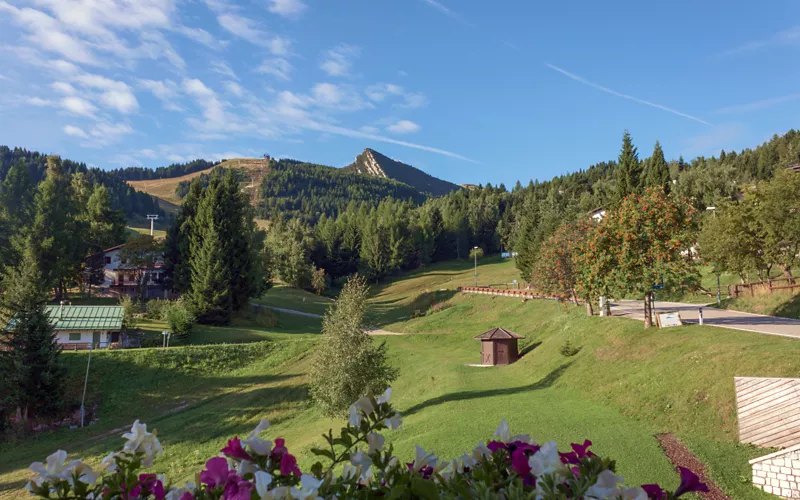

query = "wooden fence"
[459,286,564,302]
[729,277,800,298]
[735,376,800,448]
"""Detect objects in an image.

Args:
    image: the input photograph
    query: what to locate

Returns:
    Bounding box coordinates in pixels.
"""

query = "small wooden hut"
[473,327,524,365]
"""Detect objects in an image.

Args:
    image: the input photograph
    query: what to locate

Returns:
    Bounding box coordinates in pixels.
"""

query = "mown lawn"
[251,285,332,317]
[716,290,800,319]
[2,257,791,499]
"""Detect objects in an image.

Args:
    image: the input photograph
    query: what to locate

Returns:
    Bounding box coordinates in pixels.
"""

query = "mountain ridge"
[344,148,461,196]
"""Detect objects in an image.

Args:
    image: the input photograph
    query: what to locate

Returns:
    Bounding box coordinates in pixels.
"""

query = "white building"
[95,244,168,298]
[6,304,124,350]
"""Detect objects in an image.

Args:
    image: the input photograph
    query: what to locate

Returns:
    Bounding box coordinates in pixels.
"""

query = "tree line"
[111,159,218,181]
[0,146,164,220]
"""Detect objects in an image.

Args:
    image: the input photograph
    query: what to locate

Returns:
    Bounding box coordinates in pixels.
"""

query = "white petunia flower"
[585,469,625,499]
[248,419,271,438]
[236,459,257,477]
[29,450,80,482]
[348,404,363,427]
[121,420,163,466]
[528,441,564,477]
[255,470,273,499]
[264,485,290,499]
[100,452,118,473]
[290,474,324,499]
[471,443,492,461]
[366,432,385,454]
[412,445,438,472]
[165,483,195,500]
[67,462,100,487]
[377,388,392,405]
[350,450,372,470]
[511,434,534,444]
[243,419,273,456]
[384,412,402,430]
[494,419,511,442]
[620,486,648,500]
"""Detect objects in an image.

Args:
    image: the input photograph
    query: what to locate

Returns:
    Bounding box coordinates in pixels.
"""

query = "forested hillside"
[254,159,427,222]
[344,148,461,196]
[112,159,219,181]
[0,147,163,219]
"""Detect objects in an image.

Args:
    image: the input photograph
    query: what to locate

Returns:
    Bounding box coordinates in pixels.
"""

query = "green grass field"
[2,257,792,499]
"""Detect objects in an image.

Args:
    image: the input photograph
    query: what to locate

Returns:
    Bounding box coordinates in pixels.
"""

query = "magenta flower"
[221,437,252,461]
[559,451,579,465]
[641,483,666,499]
[487,441,507,453]
[223,478,253,500]
[271,438,288,461]
[200,457,235,489]
[130,474,165,500]
[571,440,595,459]
[279,453,301,477]
[674,467,708,497]
[510,449,531,477]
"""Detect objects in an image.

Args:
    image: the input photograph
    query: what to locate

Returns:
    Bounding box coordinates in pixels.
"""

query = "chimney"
[59,301,64,319]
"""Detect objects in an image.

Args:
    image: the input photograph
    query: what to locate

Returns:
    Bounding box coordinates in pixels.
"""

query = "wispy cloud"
[682,123,745,157]
[320,44,360,77]
[267,0,307,19]
[714,93,800,115]
[419,0,472,27]
[545,63,711,126]
[386,119,420,134]
[720,25,800,56]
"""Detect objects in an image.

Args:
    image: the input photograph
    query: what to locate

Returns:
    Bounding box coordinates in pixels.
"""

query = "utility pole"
[146,214,159,236]
[473,246,479,287]
[80,344,93,427]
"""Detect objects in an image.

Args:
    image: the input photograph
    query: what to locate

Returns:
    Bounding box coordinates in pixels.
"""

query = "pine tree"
[616,130,642,200]
[0,159,35,271]
[30,156,84,299]
[645,141,671,193]
[309,275,397,416]
[85,184,126,250]
[164,181,202,294]
[0,237,64,427]
[189,224,232,324]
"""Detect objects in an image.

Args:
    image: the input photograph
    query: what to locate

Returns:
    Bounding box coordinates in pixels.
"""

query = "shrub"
[426,301,451,315]
[309,275,398,416]
[119,296,139,330]
[26,389,708,500]
[239,305,280,328]
[145,299,172,320]
[164,299,195,344]
[560,340,582,357]
[311,267,328,296]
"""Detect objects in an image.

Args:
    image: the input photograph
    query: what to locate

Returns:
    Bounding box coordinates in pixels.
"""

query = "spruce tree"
[85,184,126,250]
[0,237,64,426]
[0,159,35,271]
[309,275,397,416]
[164,181,202,294]
[645,141,671,193]
[616,130,642,201]
[30,156,84,299]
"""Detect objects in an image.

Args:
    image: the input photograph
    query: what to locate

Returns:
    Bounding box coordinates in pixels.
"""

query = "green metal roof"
[43,305,124,331]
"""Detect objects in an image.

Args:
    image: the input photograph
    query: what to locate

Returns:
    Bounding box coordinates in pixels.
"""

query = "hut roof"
[473,327,525,340]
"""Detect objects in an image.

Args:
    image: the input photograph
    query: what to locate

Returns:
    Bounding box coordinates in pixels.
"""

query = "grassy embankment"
[2,257,793,499]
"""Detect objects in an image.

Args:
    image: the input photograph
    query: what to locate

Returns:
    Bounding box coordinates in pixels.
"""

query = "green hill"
[344,148,461,196]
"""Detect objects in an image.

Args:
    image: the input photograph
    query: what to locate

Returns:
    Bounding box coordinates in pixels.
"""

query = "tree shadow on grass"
[519,341,542,358]
[402,362,573,417]
[774,293,800,320]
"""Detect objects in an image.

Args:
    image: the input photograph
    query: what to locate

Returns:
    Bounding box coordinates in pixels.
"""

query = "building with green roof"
[19,304,125,349]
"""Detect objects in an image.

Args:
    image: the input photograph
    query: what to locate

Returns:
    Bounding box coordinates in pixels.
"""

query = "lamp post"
[473,246,479,287]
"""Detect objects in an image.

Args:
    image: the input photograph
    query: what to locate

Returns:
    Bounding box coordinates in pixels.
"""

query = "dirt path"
[365,328,412,336]
[656,434,730,500]
[249,302,322,318]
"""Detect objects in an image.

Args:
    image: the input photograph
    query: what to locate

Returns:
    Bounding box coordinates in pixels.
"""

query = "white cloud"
[63,124,88,138]
[85,122,134,147]
[419,0,472,27]
[50,81,76,94]
[211,60,238,80]
[387,120,420,134]
[26,96,55,106]
[61,96,97,116]
[74,73,139,113]
[366,83,427,108]
[320,44,359,77]
[166,154,186,162]
[139,79,179,101]
[720,25,800,56]
[0,2,97,64]
[714,93,800,114]
[175,25,224,50]
[182,77,248,136]
[217,13,266,46]
[224,81,245,97]
[257,58,292,80]
[402,92,427,108]
[311,82,368,111]
[545,63,711,126]
[359,125,379,134]
[267,0,306,19]
[139,148,158,158]
[269,36,291,57]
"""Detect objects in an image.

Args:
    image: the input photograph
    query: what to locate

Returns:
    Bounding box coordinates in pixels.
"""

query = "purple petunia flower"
[223,478,253,500]
[571,440,595,459]
[641,483,667,499]
[131,474,165,500]
[674,467,708,497]
[221,437,253,461]
[200,457,235,489]
[279,453,301,477]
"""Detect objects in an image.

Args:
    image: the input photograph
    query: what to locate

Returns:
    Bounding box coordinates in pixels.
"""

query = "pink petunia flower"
[223,478,253,500]
[200,457,235,489]
[130,474,165,500]
[279,453,301,477]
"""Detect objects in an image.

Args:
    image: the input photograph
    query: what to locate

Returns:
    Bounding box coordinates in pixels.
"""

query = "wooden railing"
[460,286,556,300]
[729,277,800,298]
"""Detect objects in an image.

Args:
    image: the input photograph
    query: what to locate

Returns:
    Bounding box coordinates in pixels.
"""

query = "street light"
[473,246,479,287]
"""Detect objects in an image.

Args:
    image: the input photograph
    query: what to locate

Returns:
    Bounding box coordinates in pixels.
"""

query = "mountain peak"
[344,148,461,196]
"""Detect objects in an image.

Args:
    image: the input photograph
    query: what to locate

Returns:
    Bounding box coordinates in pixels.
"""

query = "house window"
[105,256,111,264]
[69,332,81,341]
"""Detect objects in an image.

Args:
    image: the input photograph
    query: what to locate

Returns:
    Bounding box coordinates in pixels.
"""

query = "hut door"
[496,342,508,364]
[482,343,492,365]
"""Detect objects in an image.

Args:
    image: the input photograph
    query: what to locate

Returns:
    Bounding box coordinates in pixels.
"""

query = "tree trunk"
[643,293,653,329]
[585,299,594,317]
[571,289,579,306]
[777,264,794,283]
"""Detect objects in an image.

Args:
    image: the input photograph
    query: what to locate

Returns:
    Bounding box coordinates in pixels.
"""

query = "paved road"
[611,299,800,339]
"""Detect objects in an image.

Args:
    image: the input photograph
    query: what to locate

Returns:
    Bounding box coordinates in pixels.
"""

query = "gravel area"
[655,433,730,500]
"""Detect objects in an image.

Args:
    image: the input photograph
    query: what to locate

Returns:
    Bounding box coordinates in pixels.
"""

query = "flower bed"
[26,389,707,499]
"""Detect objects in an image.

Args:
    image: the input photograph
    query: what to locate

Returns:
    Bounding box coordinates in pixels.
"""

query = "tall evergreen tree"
[0,159,35,272]
[30,156,84,299]
[85,184,126,250]
[645,141,671,193]
[0,237,64,427]
[616,131,642,200]
[164,181,202,294]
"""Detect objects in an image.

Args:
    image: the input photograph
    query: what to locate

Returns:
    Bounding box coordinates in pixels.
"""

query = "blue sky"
[1,0,799,186]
